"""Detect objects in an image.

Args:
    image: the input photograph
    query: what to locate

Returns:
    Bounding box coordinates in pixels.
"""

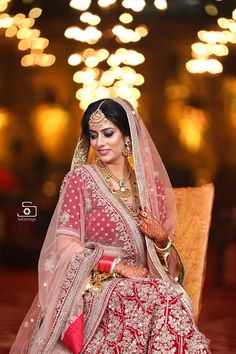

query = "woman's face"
[89,120,126,165]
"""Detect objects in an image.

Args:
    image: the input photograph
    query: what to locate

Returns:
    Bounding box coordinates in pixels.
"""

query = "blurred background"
[0,0,236,352]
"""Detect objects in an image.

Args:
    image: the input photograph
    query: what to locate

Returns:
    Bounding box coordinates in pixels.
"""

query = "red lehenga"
[10,98,211,353]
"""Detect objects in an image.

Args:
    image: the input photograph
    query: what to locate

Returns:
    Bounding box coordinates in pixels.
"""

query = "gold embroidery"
[71,136,90,169]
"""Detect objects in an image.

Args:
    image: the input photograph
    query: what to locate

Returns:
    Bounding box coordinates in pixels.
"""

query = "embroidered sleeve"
[56,170,84,238]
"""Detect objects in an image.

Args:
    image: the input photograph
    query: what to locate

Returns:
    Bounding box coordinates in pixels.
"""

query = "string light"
[98,0,117,7]
[154,0,168,11]
[119,13,133,24]
[186,7,236,74]
[0,2,55,67]
[65,1,162,108]
[186,58,223,74]
[69,0,91,11]
[204,4,218,17]
[80,12,101,26]
[68,53,82,66]
[64,26,102,43]
[121,0,146,12]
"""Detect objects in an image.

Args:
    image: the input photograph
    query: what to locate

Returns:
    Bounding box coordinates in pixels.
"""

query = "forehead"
[89,119,118,132]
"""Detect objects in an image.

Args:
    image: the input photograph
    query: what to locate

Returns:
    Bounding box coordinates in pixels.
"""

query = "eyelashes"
[105,132,114,137]
[90,132,114,140]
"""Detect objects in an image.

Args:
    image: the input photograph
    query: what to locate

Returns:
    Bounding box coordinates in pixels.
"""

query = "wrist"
[115,261,124,275]
[95,255,115,273]
[154,237,172,252]
[154,239,168,248]
[111,257,122,275]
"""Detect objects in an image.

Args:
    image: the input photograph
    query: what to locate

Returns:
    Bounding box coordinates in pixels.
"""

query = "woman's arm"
[94,254,149,278]
[138,207,184,284]
[115,262,149,278]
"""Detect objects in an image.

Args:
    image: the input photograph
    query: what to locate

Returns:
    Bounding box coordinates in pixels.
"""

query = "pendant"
[91,273,104,293]
[92,281,103,293]
[119,180,126,193]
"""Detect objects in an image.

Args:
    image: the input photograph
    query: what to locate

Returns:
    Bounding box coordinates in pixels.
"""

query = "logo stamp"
[17,201,37,221]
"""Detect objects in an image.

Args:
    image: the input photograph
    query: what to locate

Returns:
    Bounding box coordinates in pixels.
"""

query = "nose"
[96,133,105,147]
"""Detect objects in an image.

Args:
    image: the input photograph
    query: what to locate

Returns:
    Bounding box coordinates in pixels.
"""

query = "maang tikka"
[89,100,107,129]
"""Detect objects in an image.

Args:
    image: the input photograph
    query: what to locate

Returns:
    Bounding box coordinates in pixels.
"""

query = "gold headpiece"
[89,100,107,129]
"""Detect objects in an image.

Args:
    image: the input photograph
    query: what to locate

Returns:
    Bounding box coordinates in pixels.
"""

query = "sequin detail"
[59,211,70,224]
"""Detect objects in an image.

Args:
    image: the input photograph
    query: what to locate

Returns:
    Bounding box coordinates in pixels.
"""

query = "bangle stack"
[89,256,122,294]
[154,237,172,272]
[110,257,122,275]
[154,237,172,253]
[96,255,114,274]
[96,256,122,275]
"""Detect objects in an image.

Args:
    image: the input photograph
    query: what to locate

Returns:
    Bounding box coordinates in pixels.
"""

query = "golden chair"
[173,183,214,321]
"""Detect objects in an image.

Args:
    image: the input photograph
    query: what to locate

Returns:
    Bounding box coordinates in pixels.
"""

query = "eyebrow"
[89,127,115,133]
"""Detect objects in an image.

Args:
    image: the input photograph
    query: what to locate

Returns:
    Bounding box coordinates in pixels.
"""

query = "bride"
[11,98,211,353]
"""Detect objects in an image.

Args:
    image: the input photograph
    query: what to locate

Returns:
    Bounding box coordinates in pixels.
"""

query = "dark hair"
[81,99,130,137]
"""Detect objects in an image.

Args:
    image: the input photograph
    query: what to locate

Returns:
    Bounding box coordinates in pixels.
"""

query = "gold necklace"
[96,158,139,217]
[110,171,139,217]
[95,157,132,199]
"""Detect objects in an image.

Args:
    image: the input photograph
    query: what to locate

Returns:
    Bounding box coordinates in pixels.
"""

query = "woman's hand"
[138,206,168,247]
[115,262,149,278]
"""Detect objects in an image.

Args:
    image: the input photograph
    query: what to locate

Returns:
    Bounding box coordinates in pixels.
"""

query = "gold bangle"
[111,257,122,274]
[154,237,171,253]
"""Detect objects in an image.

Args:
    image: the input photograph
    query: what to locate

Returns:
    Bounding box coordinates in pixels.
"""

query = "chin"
[99,156,113,163]
[96,151,123,164]
[99,154,120,165]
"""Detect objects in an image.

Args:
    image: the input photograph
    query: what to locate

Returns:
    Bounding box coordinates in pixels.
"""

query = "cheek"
[110,134,124,150]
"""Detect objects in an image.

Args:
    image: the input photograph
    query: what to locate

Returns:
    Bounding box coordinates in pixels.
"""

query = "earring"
[122,139,132,157]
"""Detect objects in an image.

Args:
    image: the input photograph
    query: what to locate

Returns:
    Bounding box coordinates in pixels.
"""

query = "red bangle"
[96,256,114,273]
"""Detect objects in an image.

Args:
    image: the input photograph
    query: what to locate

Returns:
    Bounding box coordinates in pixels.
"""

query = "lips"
[98,149,110,156]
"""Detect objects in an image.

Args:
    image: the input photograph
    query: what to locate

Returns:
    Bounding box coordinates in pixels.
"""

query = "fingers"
[138,208,150,222]
[138,206,157,221]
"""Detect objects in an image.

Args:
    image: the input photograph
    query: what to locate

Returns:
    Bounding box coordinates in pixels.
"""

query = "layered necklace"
[95,157,139,217]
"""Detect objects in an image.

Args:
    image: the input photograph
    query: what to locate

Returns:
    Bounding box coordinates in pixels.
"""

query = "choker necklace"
[95,157,132,199]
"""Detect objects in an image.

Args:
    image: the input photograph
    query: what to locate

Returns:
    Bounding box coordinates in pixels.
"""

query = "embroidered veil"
[71,98,178,278]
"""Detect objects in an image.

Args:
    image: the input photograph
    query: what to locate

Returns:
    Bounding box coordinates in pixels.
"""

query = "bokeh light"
[0,4,55,67]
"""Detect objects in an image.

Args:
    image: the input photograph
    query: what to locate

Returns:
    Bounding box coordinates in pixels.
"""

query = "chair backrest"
[173,183,214,321]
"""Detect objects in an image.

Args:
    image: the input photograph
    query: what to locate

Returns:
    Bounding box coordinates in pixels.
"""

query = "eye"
[90,134,97,140]
[104,132,114,137]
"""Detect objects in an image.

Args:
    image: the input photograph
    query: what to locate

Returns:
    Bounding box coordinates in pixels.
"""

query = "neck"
[101,157,128,180]
[107,156,127,179]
